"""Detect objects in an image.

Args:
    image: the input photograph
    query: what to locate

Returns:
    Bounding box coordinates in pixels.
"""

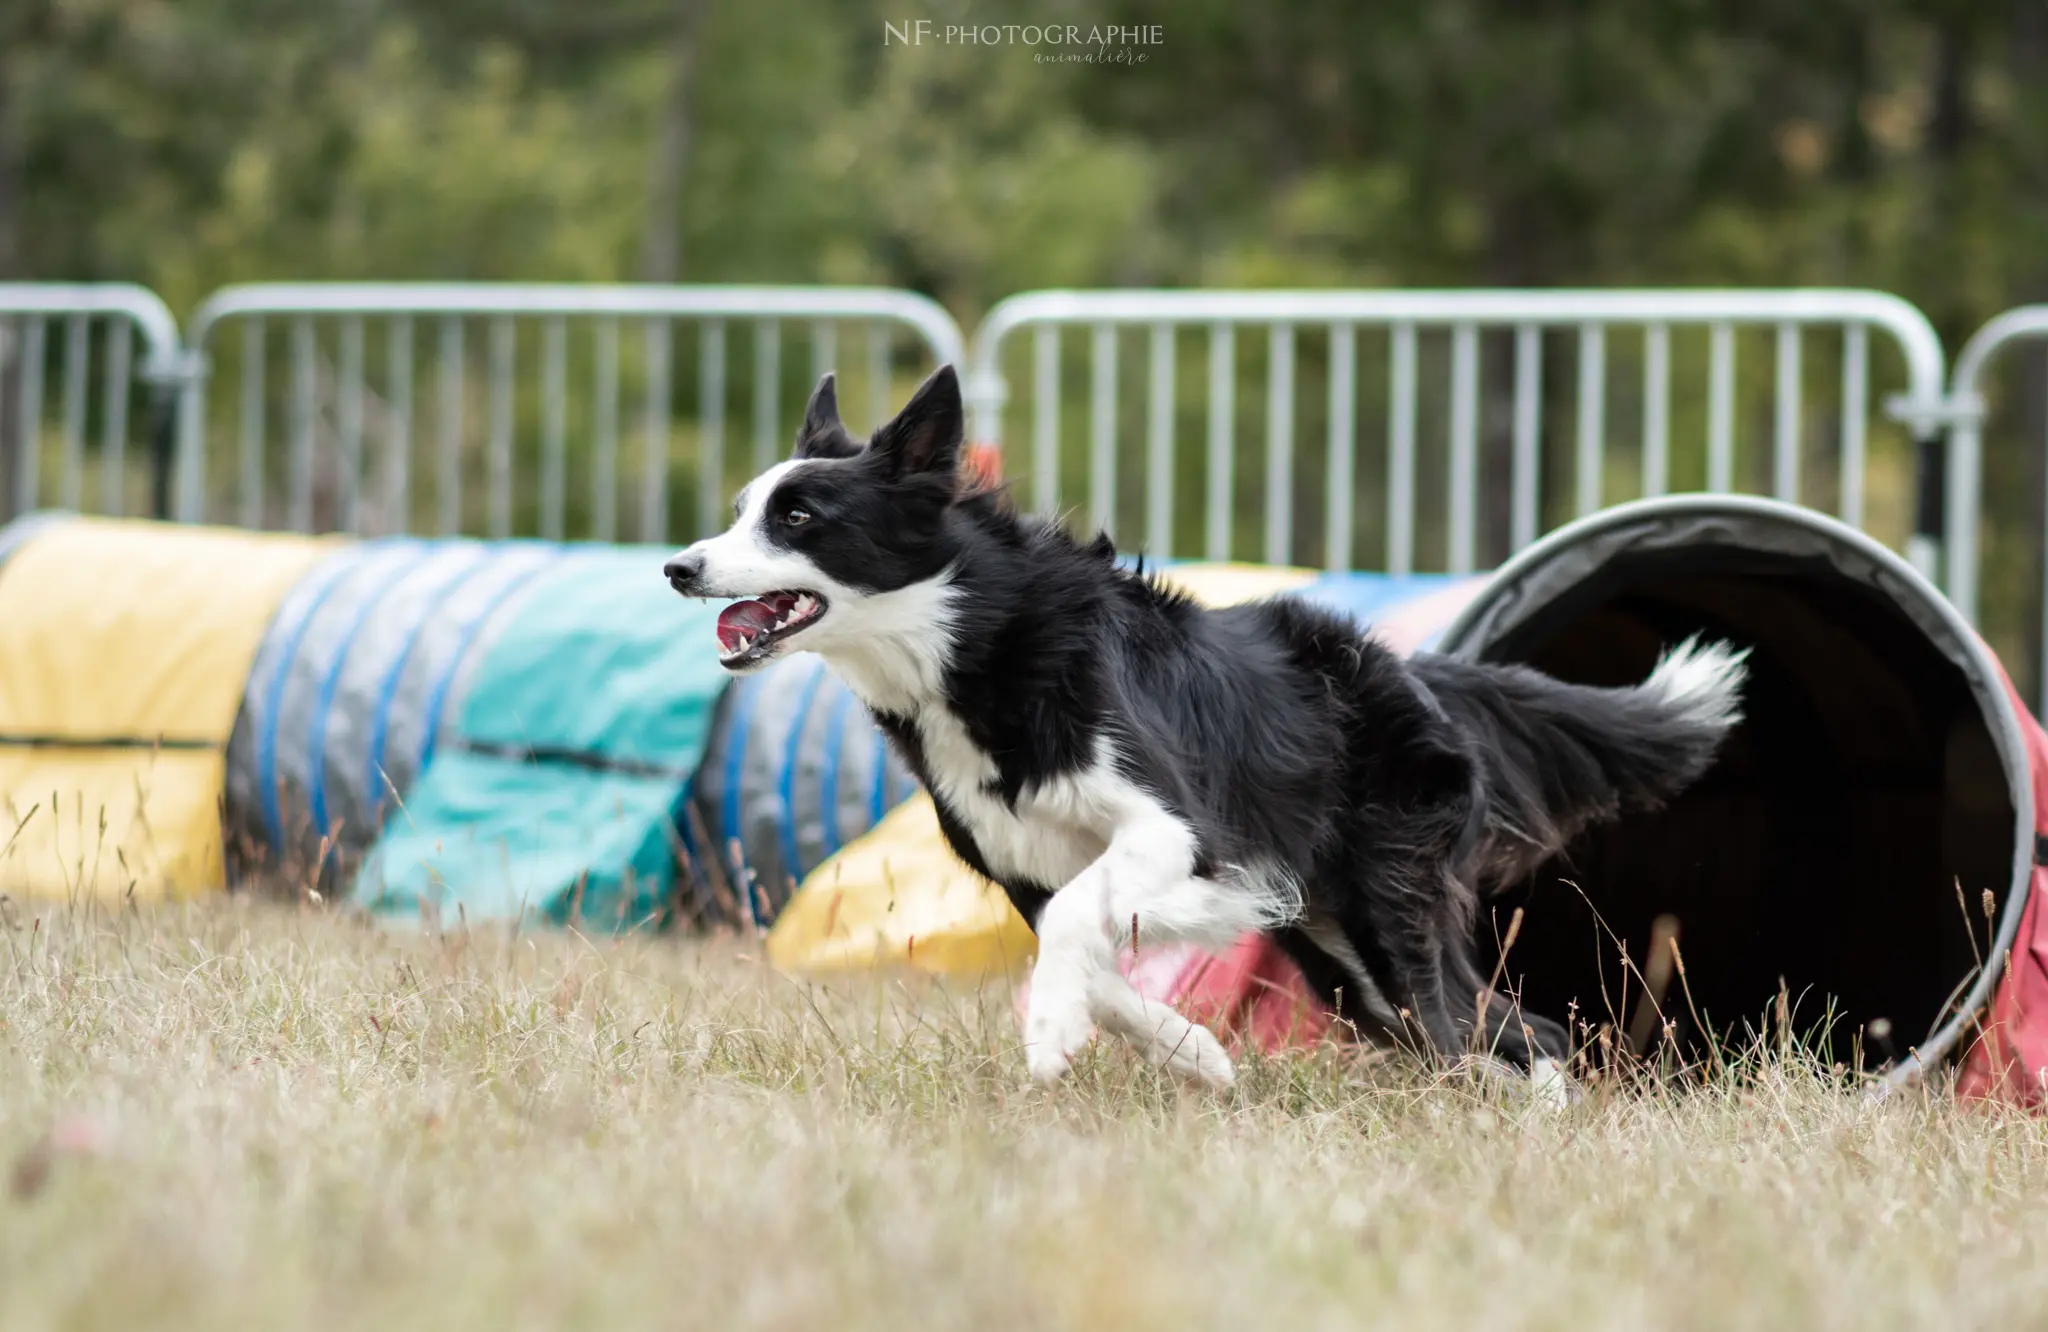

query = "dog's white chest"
[913,709,1109,890]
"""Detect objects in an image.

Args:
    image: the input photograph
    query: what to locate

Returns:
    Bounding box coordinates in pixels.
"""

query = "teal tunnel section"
[223,538,561,879]
[221,539,730,928]
[353,545,728,928]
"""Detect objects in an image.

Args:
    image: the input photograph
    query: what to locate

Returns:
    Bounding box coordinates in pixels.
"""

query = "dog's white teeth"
[794,594,816,618]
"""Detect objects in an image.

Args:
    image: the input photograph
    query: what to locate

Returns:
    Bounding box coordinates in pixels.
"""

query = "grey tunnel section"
[1439,497,2034,1081]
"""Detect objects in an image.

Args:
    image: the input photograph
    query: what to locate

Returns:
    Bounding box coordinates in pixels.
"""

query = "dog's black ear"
[872,365,963,477]
[794,373,861,460]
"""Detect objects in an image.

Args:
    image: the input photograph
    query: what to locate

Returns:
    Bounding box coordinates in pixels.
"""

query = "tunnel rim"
[1436,493,2033,1088]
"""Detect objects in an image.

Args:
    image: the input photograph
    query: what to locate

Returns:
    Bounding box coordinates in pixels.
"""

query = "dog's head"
[663,364,967,674]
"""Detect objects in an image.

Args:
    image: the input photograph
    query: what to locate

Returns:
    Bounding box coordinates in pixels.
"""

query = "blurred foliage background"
[8,0,2043,324]
[3,0,2048,669]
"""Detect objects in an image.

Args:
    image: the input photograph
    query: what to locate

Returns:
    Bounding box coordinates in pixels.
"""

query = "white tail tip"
[1641,634,1749,730]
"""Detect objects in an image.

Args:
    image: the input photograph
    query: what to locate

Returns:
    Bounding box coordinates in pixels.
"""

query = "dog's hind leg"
[1443,943,1570,1067]
[1443,940,1579,1108]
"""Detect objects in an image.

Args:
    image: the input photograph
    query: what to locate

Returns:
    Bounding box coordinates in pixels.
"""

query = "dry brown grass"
[3,896,2047,1332]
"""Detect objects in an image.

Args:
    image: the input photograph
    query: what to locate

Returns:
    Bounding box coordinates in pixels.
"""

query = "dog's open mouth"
[715,590,827,668]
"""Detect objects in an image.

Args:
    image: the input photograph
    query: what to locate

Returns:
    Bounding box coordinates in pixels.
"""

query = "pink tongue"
[716,595,798,652]
[717,599,778,651]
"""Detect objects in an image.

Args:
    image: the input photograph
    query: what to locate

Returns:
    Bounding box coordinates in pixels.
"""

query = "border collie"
[665,366,1747,1090]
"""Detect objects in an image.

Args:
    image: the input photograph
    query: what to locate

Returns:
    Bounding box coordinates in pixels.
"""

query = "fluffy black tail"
[1412,636,1750,892]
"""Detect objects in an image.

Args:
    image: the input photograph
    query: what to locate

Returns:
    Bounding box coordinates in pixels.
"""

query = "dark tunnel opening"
[1465,541,2018,1074]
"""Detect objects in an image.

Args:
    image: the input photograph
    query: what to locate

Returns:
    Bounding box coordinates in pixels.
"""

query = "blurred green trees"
[8,0,2034,326]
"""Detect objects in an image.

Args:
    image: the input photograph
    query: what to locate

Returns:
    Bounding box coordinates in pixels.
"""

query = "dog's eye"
[782,508,811,527]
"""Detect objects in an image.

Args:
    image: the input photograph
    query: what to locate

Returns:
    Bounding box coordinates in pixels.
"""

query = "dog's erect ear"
[794,373,862,460]
[871,365,963,477]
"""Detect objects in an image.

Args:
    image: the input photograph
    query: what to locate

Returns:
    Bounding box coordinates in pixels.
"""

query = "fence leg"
[1908,431,1945,583]
[149,384,179,521]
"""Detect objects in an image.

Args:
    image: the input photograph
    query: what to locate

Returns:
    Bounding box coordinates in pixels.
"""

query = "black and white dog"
[665,365,1746,1090]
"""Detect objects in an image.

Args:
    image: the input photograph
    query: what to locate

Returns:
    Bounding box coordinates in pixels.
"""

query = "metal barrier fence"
[175,285,965,543]
[0,284,187,521]
[966,289,1951,588]
[15,280,2047,653]
[1946,306,2048,705]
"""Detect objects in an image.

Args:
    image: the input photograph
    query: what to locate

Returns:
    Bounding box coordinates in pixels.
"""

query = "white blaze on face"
[680,460,813,593]
[667,458,964,702]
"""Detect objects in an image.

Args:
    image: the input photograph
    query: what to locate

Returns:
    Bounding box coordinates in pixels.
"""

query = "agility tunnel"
[341,544,730,928]
[0,516,337,901]
[221,538,561,882]
[771,496,2048,1095]
[221,537,733,928]
[0,515,738,927]
[1439,495,2044,1093]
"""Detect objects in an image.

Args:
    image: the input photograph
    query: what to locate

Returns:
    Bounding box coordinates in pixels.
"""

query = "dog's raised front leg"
[1026,813,1266,1089]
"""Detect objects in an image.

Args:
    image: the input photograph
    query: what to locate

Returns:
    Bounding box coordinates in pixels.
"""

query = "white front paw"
[1025,994,1097,1084]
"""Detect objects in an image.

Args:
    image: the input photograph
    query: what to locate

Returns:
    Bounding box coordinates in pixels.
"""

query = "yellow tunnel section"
[0,518,336,902]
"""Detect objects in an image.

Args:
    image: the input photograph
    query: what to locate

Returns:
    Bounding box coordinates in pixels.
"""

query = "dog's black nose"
[664,552,704,591]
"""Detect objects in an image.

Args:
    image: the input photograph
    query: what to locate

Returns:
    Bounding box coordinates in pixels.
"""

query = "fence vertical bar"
[488,316,514,539]
[539,315,566,540]
[1264,323,1295,566]
[1511,324,1541,552]
[1325,323,1356,572]
[100,319,131,516]
[866,323,890,434]
[437,317,463,537]
[643,317,672,543]
[1773,321,1802,503]
[811,320,837,393]
[592,318,618,541]
[1448,322,1479,574]
[385,316,412,535]
[1387,323,1417,575]
[1145,322,1174,559]
[1205,324,1235,560]
[1642,323,1670,497]
[289,316,315,533]
[1575,324,1605,517]
[1090,323,1118,538]
[12,318,44,515]
[698,319,727,539]
[589,315,618,540]
[58,314,87,511]
[753,319,780,472]
[1839,323,1867,528]
[238,318,264,528]
[1708,322,1735,492]
[1033,325,1060,516]
[338,315,364,533]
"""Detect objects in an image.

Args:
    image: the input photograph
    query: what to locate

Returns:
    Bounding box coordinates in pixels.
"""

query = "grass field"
[3,897,2046,1332]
